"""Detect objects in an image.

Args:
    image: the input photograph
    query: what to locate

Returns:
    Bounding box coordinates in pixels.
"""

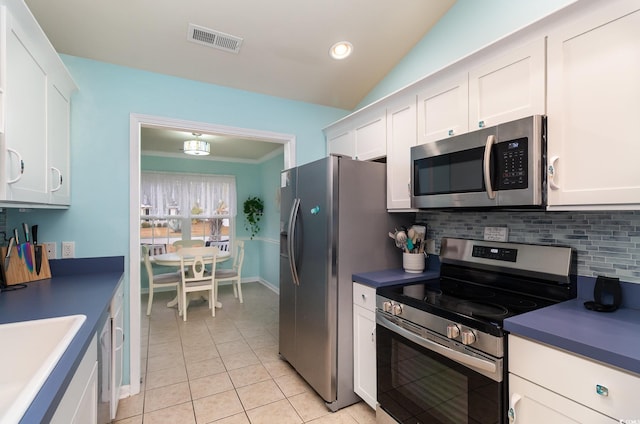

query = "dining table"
[151,250,231,309]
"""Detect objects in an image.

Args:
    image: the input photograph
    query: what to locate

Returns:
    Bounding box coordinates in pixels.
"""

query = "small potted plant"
[243,196,264,239]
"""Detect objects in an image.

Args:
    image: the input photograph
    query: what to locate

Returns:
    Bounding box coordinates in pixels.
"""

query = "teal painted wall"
[358,0,575,108]
[258,153,286,289]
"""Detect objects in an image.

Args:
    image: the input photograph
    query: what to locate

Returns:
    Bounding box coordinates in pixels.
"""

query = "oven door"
[376,315,505,424]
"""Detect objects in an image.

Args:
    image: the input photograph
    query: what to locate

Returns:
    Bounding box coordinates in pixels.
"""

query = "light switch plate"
[484,227,509,242]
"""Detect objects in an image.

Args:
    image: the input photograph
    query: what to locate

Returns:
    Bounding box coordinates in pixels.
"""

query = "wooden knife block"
[0,245,51,285]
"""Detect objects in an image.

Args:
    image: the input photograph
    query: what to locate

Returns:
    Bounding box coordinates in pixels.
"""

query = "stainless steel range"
[375,237,576,424]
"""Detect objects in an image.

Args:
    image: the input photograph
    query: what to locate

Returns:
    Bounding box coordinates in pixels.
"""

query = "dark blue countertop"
[0,256,124,424]
[353,255,440,288]
[505,276,640,376]
[353,268,439,288]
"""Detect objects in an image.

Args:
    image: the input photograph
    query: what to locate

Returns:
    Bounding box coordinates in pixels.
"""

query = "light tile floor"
[114,282,376,424]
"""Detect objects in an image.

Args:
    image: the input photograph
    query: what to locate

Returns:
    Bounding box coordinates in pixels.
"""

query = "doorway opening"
[128,113,295,396]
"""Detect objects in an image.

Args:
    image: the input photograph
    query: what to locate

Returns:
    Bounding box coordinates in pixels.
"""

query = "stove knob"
[392,303,403,316]
[383,301,393,313]
[446,324,460,339]
[461,329,477,345]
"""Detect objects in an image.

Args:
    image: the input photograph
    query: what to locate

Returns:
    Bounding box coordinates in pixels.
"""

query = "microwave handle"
[483,135,496,200]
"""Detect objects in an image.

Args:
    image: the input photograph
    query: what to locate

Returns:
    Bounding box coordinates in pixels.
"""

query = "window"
[140,171,236,253]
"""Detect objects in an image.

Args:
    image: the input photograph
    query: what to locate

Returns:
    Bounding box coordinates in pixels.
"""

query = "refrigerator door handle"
[288,197,301,286]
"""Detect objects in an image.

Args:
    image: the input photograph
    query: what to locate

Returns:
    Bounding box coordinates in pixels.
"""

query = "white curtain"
[141,171,237,218]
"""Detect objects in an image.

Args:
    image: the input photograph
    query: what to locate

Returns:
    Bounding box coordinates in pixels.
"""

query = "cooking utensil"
[22,223,34,272]
[14,229,22,259]
[395,230,407,251]
[32,225,42,275]
[4,237,15,271]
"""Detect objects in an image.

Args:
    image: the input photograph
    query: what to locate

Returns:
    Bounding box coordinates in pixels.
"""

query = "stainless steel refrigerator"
[279,155,404,411]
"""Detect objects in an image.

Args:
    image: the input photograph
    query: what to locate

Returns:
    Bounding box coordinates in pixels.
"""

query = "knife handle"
[22,223,29,242]
[13,228,19,244]
[31,225,38,245]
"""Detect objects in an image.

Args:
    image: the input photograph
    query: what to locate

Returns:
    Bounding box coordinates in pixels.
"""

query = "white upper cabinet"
[326,127,355,161]
[353,112,386,161]
[0,3,76,207]
[2,6,48,204]
[468,37,546,130]
[546,0,640,209]
[386,95,417,210]
[326,109,386,161]
[417,72,468,144]
[47,82,72,205]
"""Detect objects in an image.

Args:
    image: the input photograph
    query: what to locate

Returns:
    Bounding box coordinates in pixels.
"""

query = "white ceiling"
[24,0,456,160]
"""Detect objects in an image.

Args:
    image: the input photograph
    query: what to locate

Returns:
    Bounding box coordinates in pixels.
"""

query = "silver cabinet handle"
[51,166,63,192]
[6,147,24,184]
[548,156,560,190]
[483,135,496,200]
[508,393,522,423]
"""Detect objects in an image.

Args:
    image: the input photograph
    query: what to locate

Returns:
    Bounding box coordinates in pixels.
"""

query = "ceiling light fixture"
[329,41,353,60]
[183,133,210,156]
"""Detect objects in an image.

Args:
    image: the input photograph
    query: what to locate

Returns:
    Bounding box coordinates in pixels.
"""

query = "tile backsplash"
[416,210,640,283]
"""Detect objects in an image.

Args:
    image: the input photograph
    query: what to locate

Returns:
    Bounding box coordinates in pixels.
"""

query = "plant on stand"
[243,196,264,239]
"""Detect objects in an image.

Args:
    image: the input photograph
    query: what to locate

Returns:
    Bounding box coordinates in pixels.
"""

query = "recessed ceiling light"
[329,41,353,60]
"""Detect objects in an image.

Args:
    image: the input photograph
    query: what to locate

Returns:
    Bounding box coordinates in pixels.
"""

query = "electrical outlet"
[61,241,75,258]
[43,242,57,259]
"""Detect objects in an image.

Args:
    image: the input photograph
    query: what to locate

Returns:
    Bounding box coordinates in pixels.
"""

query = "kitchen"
[1,0,639,423]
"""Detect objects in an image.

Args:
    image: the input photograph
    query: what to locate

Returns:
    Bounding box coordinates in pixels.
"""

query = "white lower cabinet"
[509,374,617,424]
[50,334,98,424]
[508,335,640,423]
[353,282,377,409]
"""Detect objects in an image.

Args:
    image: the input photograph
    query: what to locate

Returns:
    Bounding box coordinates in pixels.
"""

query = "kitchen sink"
[0,314,86,424]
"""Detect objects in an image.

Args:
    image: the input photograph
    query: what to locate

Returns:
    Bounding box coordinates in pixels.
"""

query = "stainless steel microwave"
[411,115,546,209]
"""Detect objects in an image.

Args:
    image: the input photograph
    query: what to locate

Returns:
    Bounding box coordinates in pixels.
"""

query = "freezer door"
[279,168,297,365]
[293,157,336,402]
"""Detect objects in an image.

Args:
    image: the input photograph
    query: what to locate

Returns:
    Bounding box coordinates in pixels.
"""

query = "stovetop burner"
[455,300,509,319]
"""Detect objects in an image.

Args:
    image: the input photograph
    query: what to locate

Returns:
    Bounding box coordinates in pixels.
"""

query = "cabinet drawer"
[353,282,376,312]
[509,335,640,420]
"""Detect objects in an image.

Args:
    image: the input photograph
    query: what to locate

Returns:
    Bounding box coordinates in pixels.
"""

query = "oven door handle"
[377,314,497,375]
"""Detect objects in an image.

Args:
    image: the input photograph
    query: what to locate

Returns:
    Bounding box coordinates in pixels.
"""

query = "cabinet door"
[3,12,48,203]
[546,2,640,208]
[509,374,617,424]
[417,73,468,144]
[386,97,417,210]
[327,128,356,159]
[353,303,376,409]
[468,37,546,130]
[47,82,71,205]
[353,113,386,161]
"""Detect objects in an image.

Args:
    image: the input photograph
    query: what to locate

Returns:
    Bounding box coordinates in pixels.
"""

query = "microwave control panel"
[495,137,528,190]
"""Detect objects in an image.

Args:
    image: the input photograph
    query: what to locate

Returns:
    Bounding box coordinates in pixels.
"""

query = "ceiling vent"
[187,24,243,54]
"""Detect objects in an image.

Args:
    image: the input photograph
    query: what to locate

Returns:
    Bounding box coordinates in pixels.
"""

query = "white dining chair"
[177,246,219,321]
[214,240,245,303]
[141,245,181,316]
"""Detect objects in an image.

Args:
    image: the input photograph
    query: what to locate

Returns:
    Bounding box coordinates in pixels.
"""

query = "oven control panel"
[472,245,517,262]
